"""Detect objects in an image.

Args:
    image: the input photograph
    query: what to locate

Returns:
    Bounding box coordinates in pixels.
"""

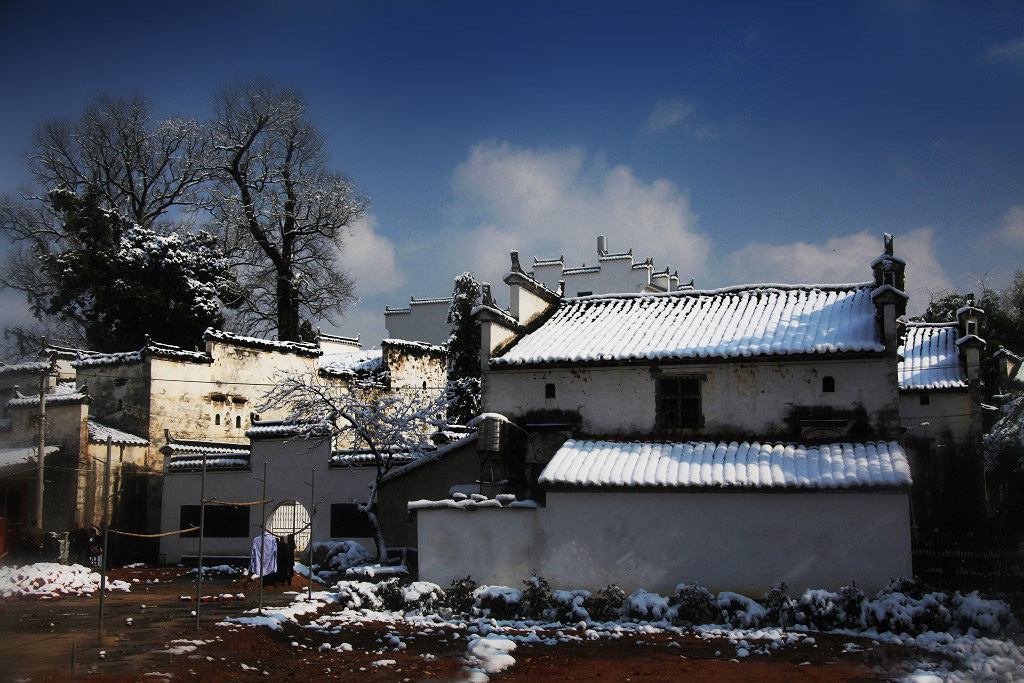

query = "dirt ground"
[0,567,918,682]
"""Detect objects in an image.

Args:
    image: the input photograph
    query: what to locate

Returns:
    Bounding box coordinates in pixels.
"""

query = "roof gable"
[494,283,883,366]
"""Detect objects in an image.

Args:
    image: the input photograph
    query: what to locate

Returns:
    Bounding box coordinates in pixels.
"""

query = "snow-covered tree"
[205,81,369,341]
[445,272,482,424]
[39,187,235,351]
[0,95,209,350]
[261,371,460,561]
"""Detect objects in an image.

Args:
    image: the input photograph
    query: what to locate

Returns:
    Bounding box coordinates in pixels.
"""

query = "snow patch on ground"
[0,563,131,598]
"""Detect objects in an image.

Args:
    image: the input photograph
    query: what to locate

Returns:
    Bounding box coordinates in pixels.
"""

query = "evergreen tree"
[445,272,482,424]
[41,187,236,351]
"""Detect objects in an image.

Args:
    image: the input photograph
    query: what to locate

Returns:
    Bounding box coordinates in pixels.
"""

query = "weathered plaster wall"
[75,363,151,440]
[160,438,377,563]
[485,357,899,440]
[899,391,972,443]
[417,490,912,595]
[385,300,453,345]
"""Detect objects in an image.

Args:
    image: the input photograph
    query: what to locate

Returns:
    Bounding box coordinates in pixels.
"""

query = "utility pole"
[35,362,50,528]
[307,468,316,603]
[257,462,267,615]
[195,452,208,631]
[97,437,112,636]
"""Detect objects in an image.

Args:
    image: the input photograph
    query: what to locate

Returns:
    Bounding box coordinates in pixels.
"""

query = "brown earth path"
[0,567,917,682]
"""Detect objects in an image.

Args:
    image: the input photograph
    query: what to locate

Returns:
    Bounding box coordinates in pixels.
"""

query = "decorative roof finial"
[884,233,894,256]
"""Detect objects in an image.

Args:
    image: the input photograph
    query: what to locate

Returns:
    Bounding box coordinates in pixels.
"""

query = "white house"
[415,235,914,594]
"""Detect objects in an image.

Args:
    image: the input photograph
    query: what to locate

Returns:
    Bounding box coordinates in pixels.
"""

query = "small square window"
[545,383,556,399]
[920,394,930,406]
[822,376,835,393]
[656,377,702,428]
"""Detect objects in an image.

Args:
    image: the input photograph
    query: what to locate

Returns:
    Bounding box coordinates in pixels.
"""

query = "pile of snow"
[318,540,375,572]
[0,563,131,598]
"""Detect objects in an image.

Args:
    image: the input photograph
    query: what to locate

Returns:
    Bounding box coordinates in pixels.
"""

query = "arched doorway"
[266,501,311,551]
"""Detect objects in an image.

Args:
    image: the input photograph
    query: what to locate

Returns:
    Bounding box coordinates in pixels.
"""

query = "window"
[117,399,123,411]
[330,503,376,538]
[656,376,702,428]
[966,320,978,336]
[822,376,835,393]
[179,505,249,538]
[545,383,556,399]
[235,415,242,428]
[214,414,220,425]
[920,394,930,406]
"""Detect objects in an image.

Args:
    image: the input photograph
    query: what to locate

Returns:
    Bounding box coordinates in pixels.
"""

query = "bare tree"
[261,371,458,561]
[205,82,369,341]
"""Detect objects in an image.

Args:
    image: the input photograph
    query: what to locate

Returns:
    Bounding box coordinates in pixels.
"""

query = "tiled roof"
[0,361,51,376]
[72,343,210,367]
[539,439,912,490]
[898,323,966,390]
[204,329,321,358]
[319,349,383,377]
[494,283,883,366]
[330,447,418,467]
[0,445,60,469]
[246,420,333,440]
[87,421,149,447]
[163,438,251,471]
[8,383,89,408]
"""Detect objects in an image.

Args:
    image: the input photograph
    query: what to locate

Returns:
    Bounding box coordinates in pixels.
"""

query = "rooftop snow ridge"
[409,296,454,305]
[494,282,884,366]
[540,438,912,489]
[0,360,51,375]
[87,421,149,446]
[203,329,322,357]
[898,322,966,390]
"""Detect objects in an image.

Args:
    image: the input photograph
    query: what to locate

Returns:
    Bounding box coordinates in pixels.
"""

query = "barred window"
[656,377,702,428]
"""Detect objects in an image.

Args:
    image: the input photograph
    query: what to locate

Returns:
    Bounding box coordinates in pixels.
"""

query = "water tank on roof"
[478,416,506,453]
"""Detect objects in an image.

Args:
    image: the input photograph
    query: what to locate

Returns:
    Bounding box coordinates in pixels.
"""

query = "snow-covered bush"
[839,583,867,629]
[864,590,952,635]
[445,576,477,616]
[400,581,445,614]
[377,578,411,612]
[521,575,552,620]
[950,591,1014,636]
[585,584,625,622]
[551,589,591,623]
[717,591,767,628]
[332,580,383,611]
[763,582,798,627]
[798,589,844,631]
[623,589,670,622]
[474,586,523,620]
[321,540,375,573]
[668,583,717,626]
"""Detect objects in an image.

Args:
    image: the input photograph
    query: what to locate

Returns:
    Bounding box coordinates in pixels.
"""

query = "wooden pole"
[257,461,267,615]
[194,453,208,631]
[307,468,315,603]
[35,368,47,528]
[97,437,112,636]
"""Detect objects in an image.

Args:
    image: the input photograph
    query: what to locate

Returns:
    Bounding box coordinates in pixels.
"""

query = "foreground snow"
[212,579,1023,682]
[0,563,131,598]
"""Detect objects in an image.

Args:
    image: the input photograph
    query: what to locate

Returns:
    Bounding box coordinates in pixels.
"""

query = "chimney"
[869,233,908,353]
[956,293,986,383]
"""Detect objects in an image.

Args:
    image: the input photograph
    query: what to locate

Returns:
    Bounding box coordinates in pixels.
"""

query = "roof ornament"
[557,280,565,297]
[884,233,894,256]
[510,251,523,273]
[481,283,495,307]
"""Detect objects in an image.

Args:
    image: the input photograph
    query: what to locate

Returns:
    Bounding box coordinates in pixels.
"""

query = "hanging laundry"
[249,531,278,578]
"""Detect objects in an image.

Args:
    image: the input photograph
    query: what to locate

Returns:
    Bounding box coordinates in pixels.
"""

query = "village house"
[384,235,691,345]
[156,338,456,565]
[415,236,915,595]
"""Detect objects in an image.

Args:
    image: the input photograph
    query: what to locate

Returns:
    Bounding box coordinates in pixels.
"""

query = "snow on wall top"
[898,323,966,390]
[319,349,383,376]
[539,438,912,490]
[204,329,322,358]
[0,360,51,376]
[87,421,149,446]
[7,382,88,408]
[163,438,250,471]
[71,343,210,367]
[493,283,883,366]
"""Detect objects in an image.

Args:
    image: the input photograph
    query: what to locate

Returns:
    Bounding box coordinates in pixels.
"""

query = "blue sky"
[1,0,1022,346]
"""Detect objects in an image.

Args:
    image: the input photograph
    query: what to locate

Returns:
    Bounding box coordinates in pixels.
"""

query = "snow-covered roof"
[539,438,912,490]
[0,360,51,376]
[0,445,60,470]
[163,438,250,471]
[408,493,540,511]
[493,283,883,366]
[204,329,322,358]
[246,419,333,440]
[898,323,966,390]
[7,382,89,408]
[87,421,149,447]
[71,342,210,368]
[330,447,418,467]
[380,433,479,483]
[319,349,383,377]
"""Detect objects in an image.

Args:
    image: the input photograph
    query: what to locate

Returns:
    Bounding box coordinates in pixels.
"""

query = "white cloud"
[1000,205,1024,245]
[643,97,696,136]
[725,229,953,315]
[987,36,1024,67]
[337,214,404,297]
[449,140,710,285]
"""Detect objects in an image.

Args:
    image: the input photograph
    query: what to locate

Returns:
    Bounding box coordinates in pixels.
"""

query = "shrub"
[950,591,1015,636]
[623,589,670,622]
[717,591,766,628]
[839,583,867,629]
[551,589,591,623]
[585,584,626,622]
[864,590,952,635]
[522,575,553,620]
[763,582,798,627]
[377,578,410,612]
[333,580,383,611]
[474,585,523,620]
[401,581,445,613]
[445,576,477,616]
[798,589,843,631]
[669,583,717,626]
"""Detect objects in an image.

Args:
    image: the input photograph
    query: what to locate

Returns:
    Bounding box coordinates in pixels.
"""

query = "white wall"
[160,438,377,563]
[417,490,912,595]
[385,300,453,345]
[484,357,899,438]
[899,391,973,442]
